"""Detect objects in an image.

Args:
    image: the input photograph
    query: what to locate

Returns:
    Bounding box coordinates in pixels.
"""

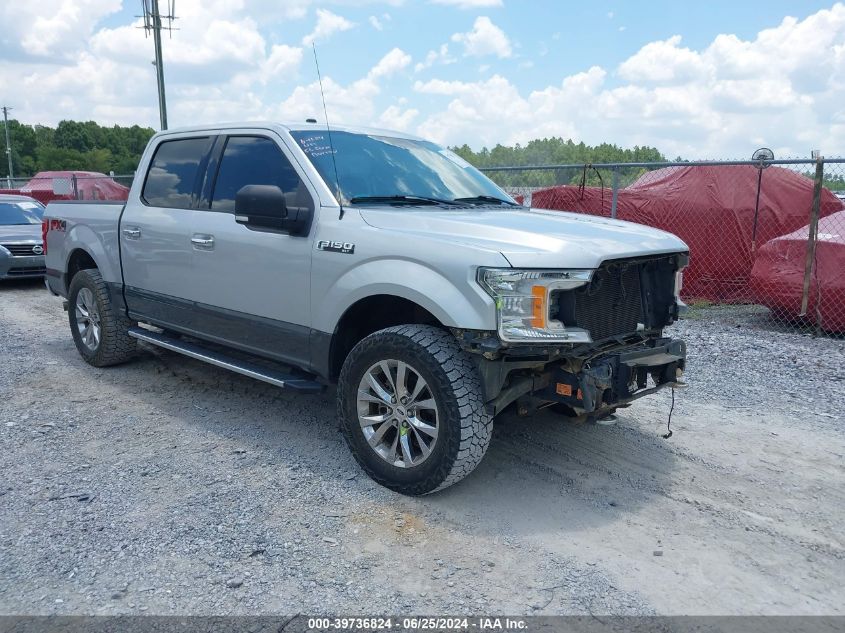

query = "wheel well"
[66,249,98,287]
[329,295,444,381]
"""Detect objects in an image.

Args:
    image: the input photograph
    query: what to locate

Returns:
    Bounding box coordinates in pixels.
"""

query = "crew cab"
[44,122,688,495]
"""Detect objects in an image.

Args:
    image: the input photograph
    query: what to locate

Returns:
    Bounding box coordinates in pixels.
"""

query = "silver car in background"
[0,194,46,280]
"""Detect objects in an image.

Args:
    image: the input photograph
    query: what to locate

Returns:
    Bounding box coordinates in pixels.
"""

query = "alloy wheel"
[75,287,102,351]
[356,359,439,468]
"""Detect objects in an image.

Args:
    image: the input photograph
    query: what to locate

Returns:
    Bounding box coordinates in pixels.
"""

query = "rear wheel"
[68,269,137,367]
[337,325,492,495]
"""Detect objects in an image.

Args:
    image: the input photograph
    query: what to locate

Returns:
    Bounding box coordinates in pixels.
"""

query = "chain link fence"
[1,173,133,205]
[4,161,843,335]
[482,158,845,336]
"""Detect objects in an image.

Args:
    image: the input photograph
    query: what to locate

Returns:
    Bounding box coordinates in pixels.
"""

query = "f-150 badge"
[317,240,355,254]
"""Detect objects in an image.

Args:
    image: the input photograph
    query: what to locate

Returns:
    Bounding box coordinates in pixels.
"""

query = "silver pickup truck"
[44,122,688,495]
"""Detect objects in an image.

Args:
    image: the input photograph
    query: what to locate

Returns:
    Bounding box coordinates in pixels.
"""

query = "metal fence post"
[611,167,620,219]
[799,157,824,317]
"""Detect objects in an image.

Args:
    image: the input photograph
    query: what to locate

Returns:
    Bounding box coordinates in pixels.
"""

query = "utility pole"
[2,106,12,188]
[141,0,176,130]
[151,0,167,130]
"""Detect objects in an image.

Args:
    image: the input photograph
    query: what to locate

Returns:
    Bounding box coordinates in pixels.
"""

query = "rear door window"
[142,137,211,208]
[210,136,306,213]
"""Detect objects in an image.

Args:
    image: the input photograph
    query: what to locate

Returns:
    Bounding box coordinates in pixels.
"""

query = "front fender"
[312,258,499,334]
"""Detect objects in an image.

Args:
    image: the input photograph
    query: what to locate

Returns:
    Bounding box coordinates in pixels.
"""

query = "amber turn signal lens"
[530,285,546,328]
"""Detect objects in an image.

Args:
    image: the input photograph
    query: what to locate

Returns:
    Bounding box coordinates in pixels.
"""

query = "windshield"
[291,130,514,206]
[0,201,44,225]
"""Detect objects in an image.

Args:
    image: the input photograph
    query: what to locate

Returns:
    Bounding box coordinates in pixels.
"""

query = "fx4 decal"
[317,240,355,254]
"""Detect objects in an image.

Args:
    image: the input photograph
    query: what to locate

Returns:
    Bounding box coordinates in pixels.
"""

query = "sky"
[0,0,843,159]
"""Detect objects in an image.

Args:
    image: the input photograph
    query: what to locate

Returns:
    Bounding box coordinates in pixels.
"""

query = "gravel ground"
[1,279,843,616]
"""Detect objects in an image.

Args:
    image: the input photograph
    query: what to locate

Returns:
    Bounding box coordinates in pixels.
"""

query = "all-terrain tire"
[68,269,137,367]
[337,325,493,495]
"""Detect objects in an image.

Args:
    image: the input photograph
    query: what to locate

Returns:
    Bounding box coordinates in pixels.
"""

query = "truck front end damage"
[533,337,686,416]
[462,251,689,417]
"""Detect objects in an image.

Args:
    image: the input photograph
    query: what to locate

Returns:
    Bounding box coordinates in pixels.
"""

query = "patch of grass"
[686,298,715,308]
[682,298,718,320]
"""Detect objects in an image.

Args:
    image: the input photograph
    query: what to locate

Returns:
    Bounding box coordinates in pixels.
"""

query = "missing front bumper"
[534,338,686,415]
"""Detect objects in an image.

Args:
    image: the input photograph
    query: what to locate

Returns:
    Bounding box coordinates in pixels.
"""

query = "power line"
[2,105,12,188]
[140,0,177,130]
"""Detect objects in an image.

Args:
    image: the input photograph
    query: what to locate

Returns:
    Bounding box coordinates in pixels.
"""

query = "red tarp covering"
[750,211,845,332]
[530,166,844,302]
[20,171,130,202]
[0,189,55,206]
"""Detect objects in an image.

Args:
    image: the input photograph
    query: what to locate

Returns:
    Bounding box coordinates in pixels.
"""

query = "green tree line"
[5,119,841,192]
[1,119,155,178]
[451,138,669,187]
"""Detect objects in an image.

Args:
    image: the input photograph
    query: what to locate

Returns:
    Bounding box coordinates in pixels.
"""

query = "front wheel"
[337,325,493,495]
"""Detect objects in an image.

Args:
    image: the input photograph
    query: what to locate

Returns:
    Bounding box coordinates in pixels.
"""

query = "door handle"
[122,227,141,239]
[191,235,215,249]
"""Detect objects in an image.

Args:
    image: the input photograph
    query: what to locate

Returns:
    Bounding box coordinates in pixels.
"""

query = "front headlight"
[477,268,593,343]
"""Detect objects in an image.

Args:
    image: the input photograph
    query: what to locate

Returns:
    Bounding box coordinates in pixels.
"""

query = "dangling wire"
[662,388,675,439]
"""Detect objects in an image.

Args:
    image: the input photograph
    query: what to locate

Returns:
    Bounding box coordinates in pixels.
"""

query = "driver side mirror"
[235,184,288,230]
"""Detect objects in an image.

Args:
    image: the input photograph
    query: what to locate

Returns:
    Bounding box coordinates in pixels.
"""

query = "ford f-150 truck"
[44,122,688,495]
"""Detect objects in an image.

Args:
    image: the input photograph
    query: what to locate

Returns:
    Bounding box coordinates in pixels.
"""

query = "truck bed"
[44,200,126,298]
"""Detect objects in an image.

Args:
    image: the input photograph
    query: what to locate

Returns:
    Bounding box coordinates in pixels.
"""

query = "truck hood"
[359,207,688,268]
[0,225,41,243]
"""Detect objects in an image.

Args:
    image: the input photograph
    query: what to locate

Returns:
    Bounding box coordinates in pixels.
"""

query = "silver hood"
[0,224,42,243]
[359,207,688,268]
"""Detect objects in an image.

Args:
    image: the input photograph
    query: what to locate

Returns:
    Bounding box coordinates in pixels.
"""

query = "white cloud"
[1,0,843,163]
[413,3,845,157]
[369,13,392,31]
[430,0,503,8]
[276,49,412,125]
[0,0,121,59]
[413,78,472,95]
[90,15,268,84]
[414,44,456,72]
[451,16,512,58]
[0,0,315,129]
[378,105,420,130]
[277,76,380,124]
[618,35,708,83]
[302,9,355,46]
[264,45,304,79]
[368,48,412,79]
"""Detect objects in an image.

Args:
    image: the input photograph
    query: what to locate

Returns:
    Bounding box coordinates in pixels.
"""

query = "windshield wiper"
[452,195,519,206]
[349,195,461,206]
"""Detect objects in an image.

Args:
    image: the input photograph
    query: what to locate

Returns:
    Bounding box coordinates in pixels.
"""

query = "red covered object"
[750,211,845,332]
[530,166,844,302]
[0,188,56,206]
[20,171,129,202]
